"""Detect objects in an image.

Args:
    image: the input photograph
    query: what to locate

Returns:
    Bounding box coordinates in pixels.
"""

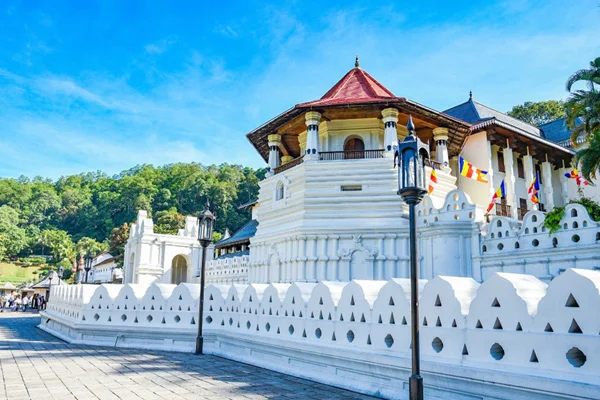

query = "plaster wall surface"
[41,268,600,400]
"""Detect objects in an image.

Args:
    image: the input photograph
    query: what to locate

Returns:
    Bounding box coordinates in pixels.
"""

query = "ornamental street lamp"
[58,265,64,280]
[395,115,429,400]
[47,270,57,302]
[196,200,215,355]
[84,252,93,283]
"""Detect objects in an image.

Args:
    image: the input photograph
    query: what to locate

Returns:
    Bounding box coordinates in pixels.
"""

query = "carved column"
[266,134,281,177]
[523,150,537,211]
[559,167,570,206]
[382,108,399,155]
[432,127,450,169]
[503,144,518,219]
[541,160,554,210]
[304,111,322,161]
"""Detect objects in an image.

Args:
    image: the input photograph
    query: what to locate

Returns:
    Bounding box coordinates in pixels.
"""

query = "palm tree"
[566,57,600,181]
[575,130,600,181]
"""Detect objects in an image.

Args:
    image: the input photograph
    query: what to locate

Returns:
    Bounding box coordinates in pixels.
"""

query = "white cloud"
[144,38,176,55]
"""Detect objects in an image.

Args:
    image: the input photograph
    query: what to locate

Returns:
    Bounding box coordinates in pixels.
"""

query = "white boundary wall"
[40,269,600,399]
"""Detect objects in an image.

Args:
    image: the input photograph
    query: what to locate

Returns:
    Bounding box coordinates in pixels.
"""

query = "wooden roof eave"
[474,119,574,165]
[247,100,472,162]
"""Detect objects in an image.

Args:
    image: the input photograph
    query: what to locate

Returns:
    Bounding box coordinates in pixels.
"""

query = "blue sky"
[0,0,599,179]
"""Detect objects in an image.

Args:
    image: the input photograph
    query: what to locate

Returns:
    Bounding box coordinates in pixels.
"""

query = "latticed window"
[497,150,505,173]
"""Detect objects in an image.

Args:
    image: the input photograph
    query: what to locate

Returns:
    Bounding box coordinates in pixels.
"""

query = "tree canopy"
[565,57,600,181]
[507,100,566,126]
[0,163,264,266]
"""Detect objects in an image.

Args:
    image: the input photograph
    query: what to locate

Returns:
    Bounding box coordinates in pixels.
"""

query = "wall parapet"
[42,268,600,398]
[480,204,600,280]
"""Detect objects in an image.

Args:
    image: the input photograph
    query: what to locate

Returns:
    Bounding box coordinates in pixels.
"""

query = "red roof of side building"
[296,65,403,107]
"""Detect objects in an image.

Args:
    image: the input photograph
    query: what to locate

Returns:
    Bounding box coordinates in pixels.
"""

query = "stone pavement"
[0,313,378,400]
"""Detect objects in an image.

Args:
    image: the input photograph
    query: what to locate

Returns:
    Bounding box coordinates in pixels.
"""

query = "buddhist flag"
[428,165,438,195]
[564,169,590,186]
[528,172,540,204]
[459,156,489,183]
[486,180,506,213]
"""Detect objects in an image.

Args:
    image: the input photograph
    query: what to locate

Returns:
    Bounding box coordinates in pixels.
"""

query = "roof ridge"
[472,99,541,131]
[320,69,356,99]
[359,68,396,97]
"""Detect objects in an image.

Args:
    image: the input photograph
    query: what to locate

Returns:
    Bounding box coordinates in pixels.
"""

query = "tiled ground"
[0,312,377,400]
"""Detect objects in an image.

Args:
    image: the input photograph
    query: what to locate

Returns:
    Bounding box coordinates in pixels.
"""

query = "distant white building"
[88,253,122,283]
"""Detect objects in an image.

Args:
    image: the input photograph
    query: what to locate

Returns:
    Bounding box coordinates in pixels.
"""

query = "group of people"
[1,292,46,312]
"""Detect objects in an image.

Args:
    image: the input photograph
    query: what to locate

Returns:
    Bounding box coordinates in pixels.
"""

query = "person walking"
[13,295,21,312]
[23,295,30,311]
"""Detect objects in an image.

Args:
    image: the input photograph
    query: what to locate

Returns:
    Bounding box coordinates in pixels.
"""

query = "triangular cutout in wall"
[530,350,539,363]
[493,318,503,330]
[565,293,579,308]
[569,319,583,334]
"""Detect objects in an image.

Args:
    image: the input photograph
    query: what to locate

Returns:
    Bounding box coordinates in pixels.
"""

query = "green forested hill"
[0,163,265,269]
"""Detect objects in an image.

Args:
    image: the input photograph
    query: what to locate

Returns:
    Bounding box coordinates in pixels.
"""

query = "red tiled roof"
[296,67,402,107]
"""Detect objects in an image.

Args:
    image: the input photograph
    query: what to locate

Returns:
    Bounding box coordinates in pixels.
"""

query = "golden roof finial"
[355,54,360,68]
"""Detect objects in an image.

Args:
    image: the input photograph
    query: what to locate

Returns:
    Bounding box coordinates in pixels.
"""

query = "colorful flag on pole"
[564,169,590,186]
[459,156,489,183]
[486,180,506,213]
[527,172,540,204]
[428,165,438,195]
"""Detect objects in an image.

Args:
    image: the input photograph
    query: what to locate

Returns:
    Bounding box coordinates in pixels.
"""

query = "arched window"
[275,181,284,201]
[344,137,365,159]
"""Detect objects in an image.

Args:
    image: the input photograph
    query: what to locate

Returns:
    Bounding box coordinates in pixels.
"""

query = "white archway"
[171,255,189,284]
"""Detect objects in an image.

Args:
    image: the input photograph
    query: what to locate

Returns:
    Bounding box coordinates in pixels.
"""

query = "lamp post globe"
[196,200,215,355]
[84,251,93,284]
[58,265,64,280]
[395,115,429,400]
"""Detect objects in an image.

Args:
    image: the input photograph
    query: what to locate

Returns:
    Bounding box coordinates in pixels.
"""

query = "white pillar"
[267,134,281,176]
[559,167,570,206]
[541,160,554,210]
[523,150,537,211]
[503,145,518,219]
[432,127,450,169]
[485,140,495,210]
[382,107,399,156]
[305,111,321,161]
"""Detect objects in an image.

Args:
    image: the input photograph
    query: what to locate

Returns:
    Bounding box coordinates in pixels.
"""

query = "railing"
[273,156,304,175]
[424,159,442,169]
[319,149,384,161]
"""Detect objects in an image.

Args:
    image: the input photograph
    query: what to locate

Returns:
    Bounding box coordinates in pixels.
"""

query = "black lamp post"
[47,270,56,302]
[395,115,429,400]
[84,252,93,283]
[196,200,215,355]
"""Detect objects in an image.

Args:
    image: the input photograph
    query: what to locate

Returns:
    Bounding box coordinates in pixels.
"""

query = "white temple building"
[124,60,600,287]
[43,60,600,400]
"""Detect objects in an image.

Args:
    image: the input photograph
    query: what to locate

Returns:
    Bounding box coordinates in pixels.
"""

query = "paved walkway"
[0,313,377,400]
